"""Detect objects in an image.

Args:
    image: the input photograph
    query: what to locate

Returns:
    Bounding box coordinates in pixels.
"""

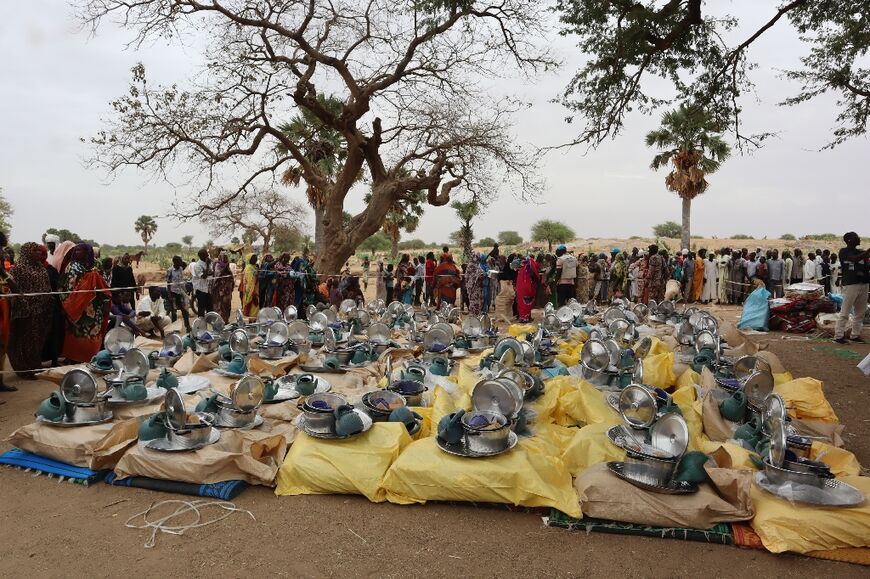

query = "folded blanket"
[0,448,106,486]
[104,472,248,500]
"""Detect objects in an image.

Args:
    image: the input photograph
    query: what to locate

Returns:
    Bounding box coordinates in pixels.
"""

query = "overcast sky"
[1,1,867,249]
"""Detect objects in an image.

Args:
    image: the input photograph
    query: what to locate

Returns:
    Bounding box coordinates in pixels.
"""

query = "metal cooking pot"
[334,349,355,365]
[361,390,407,421]
[624,449,678,487]
[166,412,216,447]
[259,343,285,359]
[388,380,427,406]
[461,410,511,454]
[297,392,347,432]
[64,399,109,423]
[214,398,259,428]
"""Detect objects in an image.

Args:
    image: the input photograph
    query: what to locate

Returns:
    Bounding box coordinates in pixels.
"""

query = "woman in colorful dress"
[8,242,53,378]
[258,254,276,309]
[273,253,295,311]
[239,253,260,317]
[0,232,16,396]
[515,255,540,323]
[59,243,111,363]
[464,252,486,316]
[609,252,627,300]
[211,251,234,322]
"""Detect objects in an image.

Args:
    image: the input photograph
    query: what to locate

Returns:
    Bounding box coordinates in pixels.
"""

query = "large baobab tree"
[81,1,548,274]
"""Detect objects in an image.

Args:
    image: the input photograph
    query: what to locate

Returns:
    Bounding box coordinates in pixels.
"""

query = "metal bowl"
[259,343,285,359]
[65,399,109,422]
[361,390,407,421]
[624,449,678,486]
[461,410,511,454]
[298,392,347,432]
[166,411,215,447]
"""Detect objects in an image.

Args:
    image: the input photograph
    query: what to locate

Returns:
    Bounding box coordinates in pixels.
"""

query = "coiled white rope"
[125,499,255,548]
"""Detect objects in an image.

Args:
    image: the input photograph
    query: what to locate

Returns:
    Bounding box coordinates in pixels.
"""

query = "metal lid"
[340,299,356,317]
[632,303,649,323]
[495,337,524,364]
[479,314,492,333]
[581,339,610,371]
[423,327,451,352]
[634,336,653,359]
[763,393,787,430]
[283,305,298,322]
[191,317,209,340]
[162,333,184,356]
[266,321,289,345]
[307,304,317,319]
[696,312,718,331]
[733,355,771,381]
[122,348,149,378]
[287,320,309,343]
[694,329,718,354]
[387,301,404,317]
[164,388,187,430]
[603,338,621,367]
[356,309,371,328]
[446,307,460,324]
[104,326,135,355]
[569,301,585,316]
[493,377,524,416]
[323,327,337,352]
[555,306,574,324]
[206,311,225,332]
[230,329,251,354]
[608,319,631,343]
[649,413,689,458]
[61,369,98,404]
[542,313,561,334]
[257,307,281,325]
[744,370,774,407]
[472,379,521,417]
[322,307,337,323]
[658,300,675,316]
[367,322,391,345]
[585,299,597,314]
[603,307,626,325]
[309,311,329,332]
[518,341,535,366]
[619,384,657,428]
[235,309,245,326]
[768,417,787,467]
[632,361,645,384]
[461,316,482,337]
[233,375,264,411]
[431,322,455,343]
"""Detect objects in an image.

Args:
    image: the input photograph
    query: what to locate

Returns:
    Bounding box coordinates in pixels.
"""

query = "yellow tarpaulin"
[275,423,412,502]
[774,377,839,423]
[382,437,582,518]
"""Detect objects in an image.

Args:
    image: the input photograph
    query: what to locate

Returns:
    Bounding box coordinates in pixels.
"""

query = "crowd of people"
[0,230,865,405]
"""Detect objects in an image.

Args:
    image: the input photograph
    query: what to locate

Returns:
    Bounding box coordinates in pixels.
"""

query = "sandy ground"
[0,263,868,577]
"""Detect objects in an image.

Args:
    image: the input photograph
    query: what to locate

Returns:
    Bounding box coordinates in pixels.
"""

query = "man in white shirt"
[555,245,578,306]
[803,252,817,282]
[190,248,213,315]
[135,286,170,338]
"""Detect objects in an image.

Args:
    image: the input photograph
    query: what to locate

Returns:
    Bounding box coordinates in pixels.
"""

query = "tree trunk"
[681,196,691,250]
[390,235,399,259]
[313,207,325,256]
[262,232,271,257]
[547,240,552,252]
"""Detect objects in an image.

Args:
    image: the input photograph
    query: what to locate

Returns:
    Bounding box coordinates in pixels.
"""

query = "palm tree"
[276,95,347,257]
[451,200,480,262]
[134,215,158,253]
[645,104,731,250]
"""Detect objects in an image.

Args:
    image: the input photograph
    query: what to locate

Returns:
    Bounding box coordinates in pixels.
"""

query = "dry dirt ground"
[0,269,868,578]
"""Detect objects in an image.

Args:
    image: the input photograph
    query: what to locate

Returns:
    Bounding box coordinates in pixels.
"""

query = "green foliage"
[451,200,481,260]
[478,237,497,247]
[358,232,391,253]
[554,1,869,149]
[497,230,523,245]
[646,105,731,177]
[808,233,838,241]
[653,221,682,238]
[272,225,304,253]
[398,239,428,251]
[0,189,13,235]
[530,219,575,251]
[134,215,158,248]
[629,236,643,240]
[164,242,182,252]
[230,236,240,244]
[780,233,796,241]
[181,235,194,248]
[731,234,752,240]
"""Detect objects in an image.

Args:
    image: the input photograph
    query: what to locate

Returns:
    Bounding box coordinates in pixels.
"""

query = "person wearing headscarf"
[211,250,234,322]
[609,252,627,299]
[273,253,296,310]
[433,255,461,307]
[716,249,731,304]
[239,254,260,317]
[44,233,60,258]
[37,244,65,367]
[8,243,53,378]
[692,249,706,302]
[111,253,138,299]
[515,255,540,323]
[628,252,642,302]
[481,255,493,313]
[48,240,75,272]
[59,243,111,363]
[0,233,17,395]
[646,245,668,303]
[575,254,590,303]
[464,252,486,316]
[302,257,318,309]
[258,254,276,309]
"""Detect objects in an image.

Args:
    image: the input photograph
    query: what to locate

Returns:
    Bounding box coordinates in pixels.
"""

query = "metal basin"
[461,410,511,454]
[64,400,109,422]
[389,380,427,406]
[297,392,347,432]
[166,412,216,447]
[624,449,678,486]
[361,390,407,421]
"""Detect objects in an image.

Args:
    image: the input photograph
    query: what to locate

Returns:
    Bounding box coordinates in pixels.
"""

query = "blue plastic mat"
[104,472,248,500]
[0,448,106,486]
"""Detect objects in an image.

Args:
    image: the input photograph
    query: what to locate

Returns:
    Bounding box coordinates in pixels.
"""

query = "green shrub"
[779,233,796,240]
